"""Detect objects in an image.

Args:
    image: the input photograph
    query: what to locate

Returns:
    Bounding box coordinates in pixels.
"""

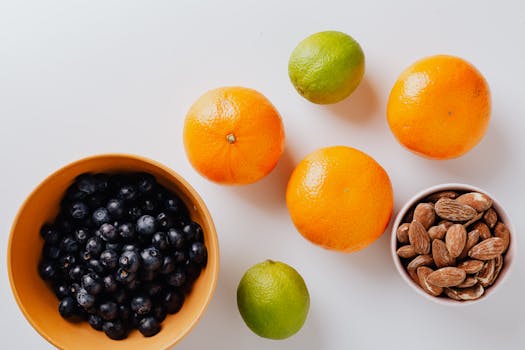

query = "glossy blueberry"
[143,282,163,297]
[139,269,156,282]
[86,192,107,209]
[56,215,74,234]
[119,250,140,273]
[173,250,188,265]
[80,250,92,263]
[185,262,202,285]
[166,268,186,287]
[69,282,81,295]
[85,236,103,255]
[92,207,111,226]
[151,232,169,251]
[87,259,104,274]
[88,314,104,331]
[102,320,128,340]
[155,212,173,230]
[94,173,109,192]
[138,316,161,337]
[113,289,128,304]
[131,295,152,316]
[140,247,162,271]
[183,222,203,242]
[74,228,89,244]
[127,206,143,221]
[75,173,97,195]
[152,305,167,323]
[38,261,56,280]
[99,249,118,270]
[162,288,184,314]
[136,215,156,236]
[40,224,61,245]
[99,300,118,321]
[117,185,137,202]
[69,201,89,221]
[125,278,141,292]
[76,288,95,309]
[68,265,85,281]
[118,223,135,241]
[102,274,118,293]
[106,199,125,219]
[65,184,88,201]
[81,273,103,295]
[61,236,79,254]
[58,297,77,318]
[159,256,176,275]
[121,244,139,253]
[140,197,158,214]
[166,228,185,249]
[58,254,76,271]
[189,241,207,266]
[105,242,122,252]
[115,268,136,284]
[118,304,131,322]
[99,223,117,242]
[54,283,70,299]
[164,196,185,215]
[137,173,156,193]
[43,243,61,260]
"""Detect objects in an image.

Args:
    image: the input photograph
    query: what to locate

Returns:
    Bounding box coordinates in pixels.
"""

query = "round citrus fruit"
[288,30,365,104]
[286,146,393,253]
[387,55,491,159]
[237,260,310,340]
[183,87,285,184]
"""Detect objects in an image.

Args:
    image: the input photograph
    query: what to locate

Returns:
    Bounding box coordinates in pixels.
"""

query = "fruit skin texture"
[184,87,285,185]
[288,30,365,104]
[286,146,393,253]
[237,260,309,340]
[387,55,491,159]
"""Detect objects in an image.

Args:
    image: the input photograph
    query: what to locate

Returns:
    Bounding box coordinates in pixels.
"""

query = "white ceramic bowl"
[391,183,516,306]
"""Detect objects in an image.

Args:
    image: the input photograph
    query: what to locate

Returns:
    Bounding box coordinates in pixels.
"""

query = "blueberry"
[40,225,61,244]
[173,250,188,265]
[136,215,156,236]
[155,212,173,230]
[117,185,137,202]
[151,232,169,251]
[115,268,136,284]
[54,283,70,299]
[43,243,61,260]
[185,262,202,286]
[75,173,97,195]
[88,314,104,331]
[58,254,76,271]
[114,289,128,304]
[162,288,184,314]
[166,268,186,287]
[140,197,158,214]
[58,297,77,318]
[102,275,118,293]
[105,242,122,252]
[189,241,207,266]
[100,249,118,270]
[125,278,141,292]
[139,269,156,282]
[68,201,89,221]
[86,193,107,209]
[137,173,156,193]
[61,236,79,253]
[164,197,185,215]
[131,295,152,316]
[152,305,167,323]
[159,256,176,275]
[138,316,161,337]
[119,250,140,273]
[65,184,88,201]
[143,282,163,297]
[121,244,139,253]
[99,301,118,321]
[118,223,135,241]
[74,228,90,244]
[56,215,74,234]
[183,222,203,242]
[38,261,56,280]
[85,236,103,255]
[166,228,185,249]
[81,273,102,295]
[102,320,128,340]
[69,282,81,295]
[99,223,117,242]
[68,265,85,281]
[106,199,125,219]
[87,259,104,274]
[76,288,95,309]
[118,304,131,322]
[80,250,92,263]
[140,247,162,271]
[127,207,143,221]
[94,173,109,192]
[92,207,111,226]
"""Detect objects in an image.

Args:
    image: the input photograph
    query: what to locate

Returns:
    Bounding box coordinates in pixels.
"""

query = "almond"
[438,220,454,229]
[457,259,484,274]
[435,198,477,222]
[473,222,491,241]
[455,283,484,300]
[488,255,503,286]
[458,229,480,260]
[477,259,496,287]
[468,237,505,260]
[396,223,410,244]
[413,203,436,230]
[457,276,478,288]
[432,239,455,268]
[407,254,434,282]
[417,266,443,297]
[408,221,430,254]
[428,225,447,241]
[427,267,466,287]
[444,288,462,301]
[494,222,510,253]
[426,190,459,202]
[396,245,417,259]
[445,224,467,258]
[463,211,483,228]
[456,192,492,212]
[483,208,498,229]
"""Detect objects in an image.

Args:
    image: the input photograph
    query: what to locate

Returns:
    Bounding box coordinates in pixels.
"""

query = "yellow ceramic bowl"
[7,154,219,350]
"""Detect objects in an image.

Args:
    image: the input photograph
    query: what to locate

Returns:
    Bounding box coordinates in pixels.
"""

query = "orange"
[387,55,491,159]
[286,146,393,253]
[183,87,285,185]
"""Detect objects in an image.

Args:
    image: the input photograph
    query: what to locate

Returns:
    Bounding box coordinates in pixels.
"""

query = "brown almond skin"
[473,222,491,241]
[445,224,467,258]
[457,260,484,274]
[463,211,483,228]
[428,225,447,241]
[457,277,478,288]
[483,208,498,229]
[435,198,477,222]
[396,223,410,244]
[408,221,431,254]
[432,239,455,268]
[456,284,484,300]
[426,191,458,203]
[456,192,492,212]
[444,288,462,301]
[494,222,511,253]
[468,237,505,260]
[417,266,443,296]
[397,245,417,259]
[458,229,480,260]
[477,259,496,287]
[488,255,504,286]
[427,267,466,287]
[413,203,436,230]
[407,254,434,282]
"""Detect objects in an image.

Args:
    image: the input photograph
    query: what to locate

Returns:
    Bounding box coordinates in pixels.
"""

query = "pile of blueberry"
[38,172,207,340]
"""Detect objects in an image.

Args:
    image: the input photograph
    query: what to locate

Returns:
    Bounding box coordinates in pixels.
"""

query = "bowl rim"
[7,153,220,349]
[390,183,516,306]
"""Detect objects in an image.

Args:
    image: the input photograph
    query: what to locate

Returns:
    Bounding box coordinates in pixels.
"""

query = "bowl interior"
[391,183,516,306]
[8,154,219,349]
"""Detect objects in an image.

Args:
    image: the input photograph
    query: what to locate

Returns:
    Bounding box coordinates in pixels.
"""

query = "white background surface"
[1,1,524,349]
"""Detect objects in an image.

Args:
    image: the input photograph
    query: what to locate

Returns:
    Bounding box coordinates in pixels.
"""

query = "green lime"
[236,260,310,340]
[288,30,365,104]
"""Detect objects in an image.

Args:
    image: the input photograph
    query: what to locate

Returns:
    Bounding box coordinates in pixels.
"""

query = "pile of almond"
[396,190,511,301]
